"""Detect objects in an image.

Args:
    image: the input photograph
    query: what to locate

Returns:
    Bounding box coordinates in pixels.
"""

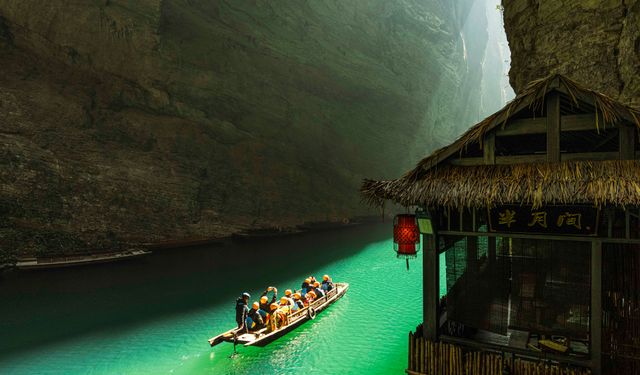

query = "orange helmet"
[260,296,268,304]
[308,291,317,298]
[304,278,311,284]
[270,303,279,311]
[280,297,288,305]
[293,292,301,300]
[323,274,329,281]
[285,289,292,296]
[252,301,259,309]
[313,281,320,288]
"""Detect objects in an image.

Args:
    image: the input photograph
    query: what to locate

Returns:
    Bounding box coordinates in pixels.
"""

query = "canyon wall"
[503,0,640,105]
[0,0,507,258]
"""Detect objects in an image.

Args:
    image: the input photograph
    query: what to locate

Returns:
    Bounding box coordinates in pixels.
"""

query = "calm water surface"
[0,223,444,374]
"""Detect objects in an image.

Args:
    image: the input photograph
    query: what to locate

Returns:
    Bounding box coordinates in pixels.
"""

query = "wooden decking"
[407,331,592,375]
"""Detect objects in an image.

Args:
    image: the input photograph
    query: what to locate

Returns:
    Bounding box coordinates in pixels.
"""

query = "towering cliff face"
[0,0,507,258]
[503,0,640,104]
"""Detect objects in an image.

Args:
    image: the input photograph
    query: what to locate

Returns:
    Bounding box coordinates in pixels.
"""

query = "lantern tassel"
[406,258,409,270]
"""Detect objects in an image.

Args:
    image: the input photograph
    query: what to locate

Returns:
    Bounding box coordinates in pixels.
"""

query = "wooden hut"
[361,74,640,375]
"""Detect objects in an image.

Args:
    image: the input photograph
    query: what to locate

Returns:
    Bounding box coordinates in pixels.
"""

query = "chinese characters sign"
[488,205,598,235]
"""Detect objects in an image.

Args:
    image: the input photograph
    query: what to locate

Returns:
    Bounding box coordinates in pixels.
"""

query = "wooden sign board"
[488,205,598,236]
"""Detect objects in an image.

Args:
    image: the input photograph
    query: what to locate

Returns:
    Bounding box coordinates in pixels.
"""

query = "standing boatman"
[235,292,251,330]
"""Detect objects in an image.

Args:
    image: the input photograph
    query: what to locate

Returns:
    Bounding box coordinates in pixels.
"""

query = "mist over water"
[0,224,436,374]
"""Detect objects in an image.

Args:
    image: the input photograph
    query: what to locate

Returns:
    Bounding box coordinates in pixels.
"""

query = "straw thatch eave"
[361,160,640,209]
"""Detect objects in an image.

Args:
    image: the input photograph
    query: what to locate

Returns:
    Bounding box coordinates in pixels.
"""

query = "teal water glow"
[0,224,445,374]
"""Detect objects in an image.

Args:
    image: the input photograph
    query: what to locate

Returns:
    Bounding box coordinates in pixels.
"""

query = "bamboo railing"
[407,332,591,375]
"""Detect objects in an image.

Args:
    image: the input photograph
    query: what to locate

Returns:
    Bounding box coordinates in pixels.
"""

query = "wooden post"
[467,235,478,275]
[626,208,631,239]
[484,132,495,165]
[424,229,439,342]
[488,236,496,265]
[591,240,602,375]
[619,124,635,160]
[547,91,561,162]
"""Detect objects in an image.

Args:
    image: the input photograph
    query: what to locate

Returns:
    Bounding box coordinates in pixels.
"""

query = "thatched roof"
[362,160,640,208]
[361,74,640,208]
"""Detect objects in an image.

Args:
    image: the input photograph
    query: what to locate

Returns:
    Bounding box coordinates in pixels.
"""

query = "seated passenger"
[292,292,305,309]
[279,297,293,314]
[312,281,325,298]
[305,290,317,304]
[268,303,289,332]
[259,286,278,312]
[257,305,268,325]
[246,301,265,331]
[283,289,298,311]
[301,278,311,293]
[322,275,335,292]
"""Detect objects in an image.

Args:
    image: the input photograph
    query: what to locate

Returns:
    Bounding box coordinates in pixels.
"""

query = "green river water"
[0,223,446,374]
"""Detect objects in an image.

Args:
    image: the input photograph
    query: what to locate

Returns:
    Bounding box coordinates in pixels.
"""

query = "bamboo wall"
[407,333,591,375]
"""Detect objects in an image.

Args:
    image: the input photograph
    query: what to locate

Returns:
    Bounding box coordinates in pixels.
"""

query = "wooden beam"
[495,118,546,136]
[450,151,618,166]
[561,152,619,161]
[483,132,495,164]
[493,114,612,137]
[591,241,602,375]
[547,92,561,162]
[438,229,640,244]
[449,157,485,166]
[620,124,635,159]
[562,113,611,132]
[499,154,546,164]
[450,155,545,166]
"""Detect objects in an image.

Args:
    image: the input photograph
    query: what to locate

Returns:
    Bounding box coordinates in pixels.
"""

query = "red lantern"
[393,214,420,269]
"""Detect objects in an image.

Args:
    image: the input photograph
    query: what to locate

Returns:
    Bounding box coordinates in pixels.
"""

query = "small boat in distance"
[209,282,349,348]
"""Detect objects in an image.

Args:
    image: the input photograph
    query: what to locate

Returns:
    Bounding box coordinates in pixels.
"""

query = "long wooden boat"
[209,282,349,348]
[15,249,151,270]
[231,228,303,241]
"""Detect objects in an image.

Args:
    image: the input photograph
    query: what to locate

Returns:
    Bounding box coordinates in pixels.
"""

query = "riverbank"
[150,216,385,248]
[1,216,386,272]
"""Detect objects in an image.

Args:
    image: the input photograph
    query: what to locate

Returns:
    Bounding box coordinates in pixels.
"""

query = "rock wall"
[0,0,506,258]
[503,0,640,104]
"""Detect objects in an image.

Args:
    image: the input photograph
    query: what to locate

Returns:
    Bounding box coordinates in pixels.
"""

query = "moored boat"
[15,249,151,270]
[208,282,349,348]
